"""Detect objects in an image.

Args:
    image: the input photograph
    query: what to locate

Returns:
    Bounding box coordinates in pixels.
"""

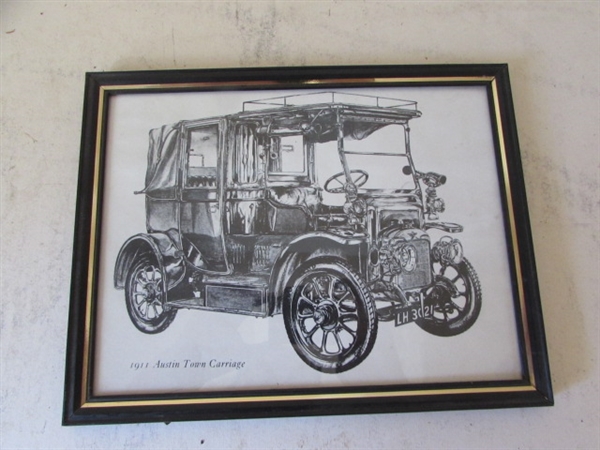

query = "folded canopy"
[138,123,180,199]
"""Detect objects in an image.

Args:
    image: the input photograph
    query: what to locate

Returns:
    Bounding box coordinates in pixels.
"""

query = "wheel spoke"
[319,329,328,352]
[318,330,340,356]
[139,270,150,283]
[298,310,313,319]
[454,282,468,296]
[135,278,146,290]
[340,311,358,322]
[332,330,344,354]
[300,283,315,302]
[298,308,315,319]
[134,293,146,305]
[327,275,336,300]
[298,292,318,308]
[298,293,318,310]
[302,320,319,339]
[450,297,466,312]
[139,301,149,318]
[133,293,147,305]
[310,279,323,299]
[336,289,351,303]
[150,305,158,319]
[339,319,357,337]
[339,300,357,313]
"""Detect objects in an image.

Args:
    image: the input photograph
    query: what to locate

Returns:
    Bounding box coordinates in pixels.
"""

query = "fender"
[114,233,185,290]
[268,231,369,315]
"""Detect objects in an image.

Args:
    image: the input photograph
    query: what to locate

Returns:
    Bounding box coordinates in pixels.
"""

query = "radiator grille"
[392,238,432,290]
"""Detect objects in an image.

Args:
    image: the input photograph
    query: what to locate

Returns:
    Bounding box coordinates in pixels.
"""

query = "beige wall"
[1,2,598,448]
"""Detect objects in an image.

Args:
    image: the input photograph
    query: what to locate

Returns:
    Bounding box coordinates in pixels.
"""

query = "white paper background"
[93,86,522,395]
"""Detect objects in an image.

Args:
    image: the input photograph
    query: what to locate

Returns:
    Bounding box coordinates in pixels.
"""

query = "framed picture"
[63,64,552,425]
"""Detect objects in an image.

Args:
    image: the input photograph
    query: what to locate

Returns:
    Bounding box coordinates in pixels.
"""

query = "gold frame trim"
[97,76,495,93]
[79,75,536,410]
[81,385,535,410]
[490,80,536,385]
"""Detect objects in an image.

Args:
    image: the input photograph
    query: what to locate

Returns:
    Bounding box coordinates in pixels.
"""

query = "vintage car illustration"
[114,91,482,373]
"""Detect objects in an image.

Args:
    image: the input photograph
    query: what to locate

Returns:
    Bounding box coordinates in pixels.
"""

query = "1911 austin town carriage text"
[114,92,481,373]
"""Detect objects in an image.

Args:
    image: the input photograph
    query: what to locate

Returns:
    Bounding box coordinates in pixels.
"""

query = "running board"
[169,284,267,317]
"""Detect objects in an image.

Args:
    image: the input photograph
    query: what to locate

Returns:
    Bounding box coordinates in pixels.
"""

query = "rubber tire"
[283,259,377,373]
[416,258,481,337]
[125,254,177,334]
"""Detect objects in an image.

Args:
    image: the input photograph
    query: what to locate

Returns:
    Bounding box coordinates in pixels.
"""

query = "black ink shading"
[114,92,482,373]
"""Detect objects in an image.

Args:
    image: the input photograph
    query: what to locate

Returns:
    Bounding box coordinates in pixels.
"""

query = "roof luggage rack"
[243,91,418,112]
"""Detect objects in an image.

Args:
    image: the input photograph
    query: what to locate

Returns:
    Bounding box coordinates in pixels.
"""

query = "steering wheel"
[324,170,369,194]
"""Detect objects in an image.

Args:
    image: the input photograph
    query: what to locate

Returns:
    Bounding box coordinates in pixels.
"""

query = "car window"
[186,124,218,188]
[268,134,306,176]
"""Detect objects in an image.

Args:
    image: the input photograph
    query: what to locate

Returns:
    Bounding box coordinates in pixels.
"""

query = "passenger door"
[179,119,229,273]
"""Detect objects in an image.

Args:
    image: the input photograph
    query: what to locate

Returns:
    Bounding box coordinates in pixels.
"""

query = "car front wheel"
[283,259,377,373]
[416,257,481,336]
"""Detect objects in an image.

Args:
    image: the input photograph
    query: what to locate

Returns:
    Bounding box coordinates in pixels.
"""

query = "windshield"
[314,123,416,205]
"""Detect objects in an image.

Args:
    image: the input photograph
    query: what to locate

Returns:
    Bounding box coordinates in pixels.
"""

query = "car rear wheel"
[283,259,377,373]
[125,254,177,334]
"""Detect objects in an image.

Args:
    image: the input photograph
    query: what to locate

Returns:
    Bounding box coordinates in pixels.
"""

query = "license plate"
[395,302,433,327]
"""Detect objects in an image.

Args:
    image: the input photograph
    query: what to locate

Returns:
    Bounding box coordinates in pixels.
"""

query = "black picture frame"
[63,64,552,426]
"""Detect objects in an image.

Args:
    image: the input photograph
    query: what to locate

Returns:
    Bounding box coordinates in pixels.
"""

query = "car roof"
[234,91,421,122]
